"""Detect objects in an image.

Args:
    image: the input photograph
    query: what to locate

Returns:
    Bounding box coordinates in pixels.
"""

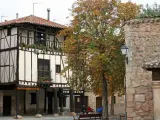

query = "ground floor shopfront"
[0,88,124,116]
[0,87,90,116]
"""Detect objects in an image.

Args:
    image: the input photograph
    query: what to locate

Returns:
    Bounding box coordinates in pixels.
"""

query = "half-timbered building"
[0,12,87,116]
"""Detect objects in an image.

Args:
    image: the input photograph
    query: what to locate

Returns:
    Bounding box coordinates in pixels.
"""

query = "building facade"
[0,13,126,117]
[0,14,88,116]
[124,18,160,119]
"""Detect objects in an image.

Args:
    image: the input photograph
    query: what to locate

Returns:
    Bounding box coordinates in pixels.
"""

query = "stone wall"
[124,19,160,120]
[2,90,24,116]
[85,92,125,115]
[85,92,97,110]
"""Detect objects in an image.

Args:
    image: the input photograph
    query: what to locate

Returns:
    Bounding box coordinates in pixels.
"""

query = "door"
[75,96,81,113]
[3,96,11,116]
[96,97,102,109]
[75,96,88,113]
[48,96,53,114]
[83,96,88,107]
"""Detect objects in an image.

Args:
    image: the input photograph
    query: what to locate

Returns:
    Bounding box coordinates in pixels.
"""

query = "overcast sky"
[0,0,160,25]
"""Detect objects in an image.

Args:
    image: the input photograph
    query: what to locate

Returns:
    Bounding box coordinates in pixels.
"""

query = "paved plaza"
[0,116,121,120]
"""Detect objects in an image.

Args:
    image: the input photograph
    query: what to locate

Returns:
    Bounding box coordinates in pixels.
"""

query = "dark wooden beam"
[24,90,26,114]
[70,89,74,112]
[36,90,39,114]
[0,47,17,52]
[60,88,64,113]
[16,27,19,84]
[16,90,19,118]
[81,89,85,106]
[53,88,58,114]
[44,88,47,113]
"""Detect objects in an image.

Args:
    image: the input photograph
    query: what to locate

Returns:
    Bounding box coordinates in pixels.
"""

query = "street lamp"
[121,45,128,63]
[120,44,128,120]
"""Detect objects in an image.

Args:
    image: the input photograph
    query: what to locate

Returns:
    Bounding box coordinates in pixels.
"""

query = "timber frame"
[0,21,85,116]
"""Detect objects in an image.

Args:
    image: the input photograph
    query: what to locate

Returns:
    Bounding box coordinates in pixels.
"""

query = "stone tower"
[124,18,160,120]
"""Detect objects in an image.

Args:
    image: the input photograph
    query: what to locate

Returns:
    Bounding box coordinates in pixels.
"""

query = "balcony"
[38,70,53,88]
[19,36,64,52]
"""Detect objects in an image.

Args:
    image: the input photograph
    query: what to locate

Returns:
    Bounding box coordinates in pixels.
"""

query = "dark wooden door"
[3,96,11,116]
[75,96,88,113]
[96,97,102,109]
[48,96,53,114]
[75,96,81,113]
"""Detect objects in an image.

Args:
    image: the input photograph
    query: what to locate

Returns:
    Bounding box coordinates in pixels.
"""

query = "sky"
[0,0,160,25]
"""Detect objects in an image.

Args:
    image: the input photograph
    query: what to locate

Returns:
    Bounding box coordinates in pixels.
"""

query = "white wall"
[19,49,69,84]
[0,27,17,83]
[0,27,17,49]
[18,28,70,84]
[0,26,70,84]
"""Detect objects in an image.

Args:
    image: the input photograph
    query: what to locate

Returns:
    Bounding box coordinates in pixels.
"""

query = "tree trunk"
[110,93,114,116]
[102,72,108,120]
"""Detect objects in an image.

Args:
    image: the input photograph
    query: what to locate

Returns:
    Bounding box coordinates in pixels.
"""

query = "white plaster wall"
[0,27,17,49]
[19,50,68,83]
[0,27,17,83]
[0,50,17,83]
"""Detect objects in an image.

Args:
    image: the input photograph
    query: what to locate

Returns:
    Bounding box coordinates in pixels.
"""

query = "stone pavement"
[0,116,121,120]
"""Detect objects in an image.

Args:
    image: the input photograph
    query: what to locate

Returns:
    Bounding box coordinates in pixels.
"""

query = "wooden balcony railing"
[19,36,64,52]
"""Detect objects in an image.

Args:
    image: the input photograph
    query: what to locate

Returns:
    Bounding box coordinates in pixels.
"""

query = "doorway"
[3,96,11,116]
[75,96,88,113]
[48,96,53,114]
[96,97,102,109]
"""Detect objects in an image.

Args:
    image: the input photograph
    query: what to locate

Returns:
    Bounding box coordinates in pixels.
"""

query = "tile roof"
[0,15,66,29]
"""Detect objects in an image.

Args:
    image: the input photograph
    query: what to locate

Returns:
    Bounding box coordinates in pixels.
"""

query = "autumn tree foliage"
[60,0,140,119]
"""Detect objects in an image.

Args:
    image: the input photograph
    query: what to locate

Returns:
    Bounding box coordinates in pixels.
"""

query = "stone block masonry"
[124,18,160,120]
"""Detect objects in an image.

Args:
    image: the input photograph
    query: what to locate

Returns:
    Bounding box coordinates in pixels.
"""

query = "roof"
[143,60,160,70]
[125,18,160,25]
[0,15,66,29]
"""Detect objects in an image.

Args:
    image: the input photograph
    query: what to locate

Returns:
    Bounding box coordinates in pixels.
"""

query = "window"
[56,65,61,73]
[38,59,50,77]
[7,28,11,36]
[36,28,46,45]
[30,93,36,104]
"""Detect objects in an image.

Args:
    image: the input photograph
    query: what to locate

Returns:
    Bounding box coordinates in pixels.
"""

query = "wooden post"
[16,90,19,118]
[60,88,64,113]
[54,88,58,114]
[24,90,26,114]
[44,88,47,113]
[36,90,39,114]
[81,91,84,107]
[70,89,74,112]
[16,27,20,118]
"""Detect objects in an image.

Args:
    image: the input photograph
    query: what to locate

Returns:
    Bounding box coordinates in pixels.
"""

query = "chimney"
[47,8,50,21]
[16,13,18,19]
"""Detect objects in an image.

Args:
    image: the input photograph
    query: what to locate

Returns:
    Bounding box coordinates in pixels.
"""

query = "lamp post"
[120,45,128,120]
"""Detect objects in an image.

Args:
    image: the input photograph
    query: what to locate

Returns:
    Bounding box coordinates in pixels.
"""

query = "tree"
[60,0,140,119]
[137,3,160,18]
